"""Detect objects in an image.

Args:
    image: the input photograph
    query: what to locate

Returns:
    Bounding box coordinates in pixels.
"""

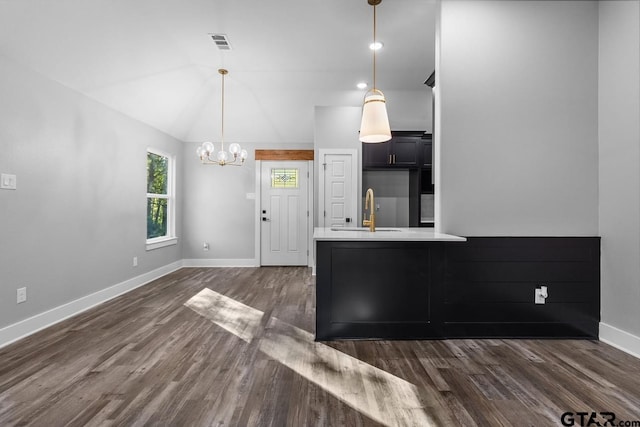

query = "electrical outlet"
[17,287,27,304]
[203,242,210,251]
[535,285,548,304]
[1,173,17,190]
[133,256,138,267]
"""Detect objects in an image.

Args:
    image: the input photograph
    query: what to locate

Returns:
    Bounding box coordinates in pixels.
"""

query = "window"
[271,168,299,189]
[146,149,177,250]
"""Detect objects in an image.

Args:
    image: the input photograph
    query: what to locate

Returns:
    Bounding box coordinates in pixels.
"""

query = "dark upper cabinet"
[421,134,433,168]
[362,140,391,168]
[392,134,420,167]
[362,131,424,169]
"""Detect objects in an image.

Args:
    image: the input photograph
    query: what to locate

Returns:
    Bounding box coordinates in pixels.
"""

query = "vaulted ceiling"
[0,0,436,143]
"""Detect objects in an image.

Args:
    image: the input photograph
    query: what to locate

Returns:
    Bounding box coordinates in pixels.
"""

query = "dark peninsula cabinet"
[315,240,447,340]
[314,233,600,341]
[442,237,601,338]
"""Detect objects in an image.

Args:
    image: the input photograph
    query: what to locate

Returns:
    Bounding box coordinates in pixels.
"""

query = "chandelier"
[359,0,391,143]
[196,69,248,166]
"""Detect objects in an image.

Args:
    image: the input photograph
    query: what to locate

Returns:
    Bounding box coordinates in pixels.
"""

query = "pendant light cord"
[373,3,377,91]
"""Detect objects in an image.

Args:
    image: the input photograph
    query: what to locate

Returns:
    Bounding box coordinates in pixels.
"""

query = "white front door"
[319,150,358,228]
[260,161,309,266]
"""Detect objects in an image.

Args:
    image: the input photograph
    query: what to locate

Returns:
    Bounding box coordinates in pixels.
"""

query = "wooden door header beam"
[255,150,314,161]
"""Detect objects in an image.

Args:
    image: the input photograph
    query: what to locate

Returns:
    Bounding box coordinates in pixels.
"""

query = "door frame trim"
[318,149,359,228]
[255,159,314,267]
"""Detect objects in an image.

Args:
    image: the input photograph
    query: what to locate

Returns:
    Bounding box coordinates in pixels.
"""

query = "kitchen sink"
[330,227,404,232]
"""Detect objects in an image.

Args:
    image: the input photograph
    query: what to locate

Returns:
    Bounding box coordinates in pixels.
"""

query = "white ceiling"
[0,0,436,143]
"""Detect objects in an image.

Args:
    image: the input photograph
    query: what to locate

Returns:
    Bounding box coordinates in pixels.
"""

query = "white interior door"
[320,151,357,228]
[260,161,309,266]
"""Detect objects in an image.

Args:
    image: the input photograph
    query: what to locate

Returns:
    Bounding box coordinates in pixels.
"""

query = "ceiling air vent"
[209,33,232,50]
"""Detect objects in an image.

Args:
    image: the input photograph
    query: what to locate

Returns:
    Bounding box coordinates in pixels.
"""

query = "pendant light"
[196,69,248,166]
[359,0,391,143]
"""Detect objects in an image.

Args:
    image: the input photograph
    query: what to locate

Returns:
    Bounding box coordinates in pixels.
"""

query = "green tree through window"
[147,151,171,240]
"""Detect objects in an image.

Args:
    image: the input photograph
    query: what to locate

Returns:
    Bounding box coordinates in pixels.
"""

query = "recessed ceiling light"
[369,41,384,51]
[357,82,368,89]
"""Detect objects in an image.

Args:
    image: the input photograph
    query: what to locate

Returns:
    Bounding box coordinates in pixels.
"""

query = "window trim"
[146,148,177,251]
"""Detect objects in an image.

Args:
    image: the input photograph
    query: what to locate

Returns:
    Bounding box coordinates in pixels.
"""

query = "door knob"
[262,217,270,222]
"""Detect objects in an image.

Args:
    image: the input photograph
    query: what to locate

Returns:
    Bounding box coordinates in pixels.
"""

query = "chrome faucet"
[363,188,376,232]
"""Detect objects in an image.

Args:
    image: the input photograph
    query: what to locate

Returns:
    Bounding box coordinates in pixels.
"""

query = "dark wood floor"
[1,267,640,426]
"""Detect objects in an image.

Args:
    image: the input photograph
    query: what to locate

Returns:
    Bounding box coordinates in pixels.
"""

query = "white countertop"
[313,227,466,242]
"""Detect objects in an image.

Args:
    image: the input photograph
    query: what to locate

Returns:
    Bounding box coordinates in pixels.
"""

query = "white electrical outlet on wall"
[17,287,27,304]
[1,173,17,190]
[535,286,548,304]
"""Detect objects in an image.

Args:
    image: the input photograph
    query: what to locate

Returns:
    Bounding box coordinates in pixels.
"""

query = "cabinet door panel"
[391,136,419,167]
[362,141,391,168]
[330,246,431,323]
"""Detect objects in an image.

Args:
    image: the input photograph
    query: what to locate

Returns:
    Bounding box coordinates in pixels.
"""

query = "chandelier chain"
[220,70,225,150]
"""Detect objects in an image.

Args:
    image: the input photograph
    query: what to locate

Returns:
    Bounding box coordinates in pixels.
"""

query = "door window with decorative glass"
[271,168,299,188]
[146,149,176,248]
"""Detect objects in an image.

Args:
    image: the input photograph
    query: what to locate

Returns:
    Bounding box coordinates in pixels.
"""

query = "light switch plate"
[1,173,17,190]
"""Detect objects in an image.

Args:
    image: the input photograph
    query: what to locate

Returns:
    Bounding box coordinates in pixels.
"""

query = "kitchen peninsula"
[314,227,466,340]
[314,228,601,341]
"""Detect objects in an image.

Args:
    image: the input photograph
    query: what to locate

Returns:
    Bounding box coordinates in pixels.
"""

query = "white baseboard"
[182,258,259,267]
[600,322,640,360]
[0,260,183,350]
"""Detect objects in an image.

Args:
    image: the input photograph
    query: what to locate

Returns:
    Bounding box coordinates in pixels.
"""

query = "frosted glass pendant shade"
[359,90,391,143]
[202,141,214,154]
[217,150,229,163]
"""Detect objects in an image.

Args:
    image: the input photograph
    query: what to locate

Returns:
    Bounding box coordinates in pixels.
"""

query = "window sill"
[146,236,179,251]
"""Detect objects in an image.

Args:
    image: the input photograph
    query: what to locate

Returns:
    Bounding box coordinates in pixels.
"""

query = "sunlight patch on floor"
[260,316,435,426]
[184,288,435,427]
[184,288,263,343]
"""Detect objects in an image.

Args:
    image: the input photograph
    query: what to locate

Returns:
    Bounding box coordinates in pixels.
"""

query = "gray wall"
[438,0,599,236]
[181,141,256,260]
[598,1,640,337]
[313,106,363,227]
[0,55,183,329]
[181,141,311,261]
[387,90,433,134]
